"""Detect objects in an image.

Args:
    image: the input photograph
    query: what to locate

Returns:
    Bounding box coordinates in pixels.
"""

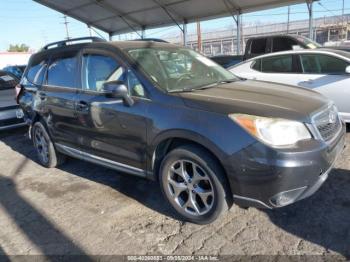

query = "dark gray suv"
[18,37,346,224]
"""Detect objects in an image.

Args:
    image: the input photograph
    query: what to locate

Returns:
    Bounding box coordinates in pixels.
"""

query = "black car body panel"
[19,40,346,210]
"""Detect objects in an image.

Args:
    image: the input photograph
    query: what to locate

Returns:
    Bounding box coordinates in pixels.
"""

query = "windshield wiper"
[168,79,238,93]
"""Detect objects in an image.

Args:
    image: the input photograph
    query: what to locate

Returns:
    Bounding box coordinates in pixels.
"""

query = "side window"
[250,38,267,55]
[128,70,146,98]
[27,59,47,85]
[47,54,78,88]
[261,55,293,73]
[251,59,262,71]
[82,54,124,92]
[272,37,299,52]
[301,54,349,74]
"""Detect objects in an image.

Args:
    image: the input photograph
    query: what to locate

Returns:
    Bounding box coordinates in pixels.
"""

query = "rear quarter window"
[251,59,262,71]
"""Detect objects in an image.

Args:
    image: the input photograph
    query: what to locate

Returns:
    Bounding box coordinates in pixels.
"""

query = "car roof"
[245,48,350,61]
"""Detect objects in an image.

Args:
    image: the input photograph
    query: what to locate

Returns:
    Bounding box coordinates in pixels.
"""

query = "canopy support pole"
[109,33,113,41]
[141,26,146,39]
[307,0,314,40]
[183,21,188,46]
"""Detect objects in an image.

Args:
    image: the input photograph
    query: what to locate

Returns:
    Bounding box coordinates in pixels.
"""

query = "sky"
[0,0,349,51]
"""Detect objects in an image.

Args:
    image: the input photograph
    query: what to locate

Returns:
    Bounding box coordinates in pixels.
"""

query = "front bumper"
[226,122,346,209]
[0,106,26,130]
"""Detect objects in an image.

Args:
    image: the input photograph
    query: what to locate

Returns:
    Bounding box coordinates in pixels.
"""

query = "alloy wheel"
[166,160,214,216]
[34,126,49,164]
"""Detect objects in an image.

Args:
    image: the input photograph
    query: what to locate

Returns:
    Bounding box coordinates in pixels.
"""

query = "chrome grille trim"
[310,104,342,143]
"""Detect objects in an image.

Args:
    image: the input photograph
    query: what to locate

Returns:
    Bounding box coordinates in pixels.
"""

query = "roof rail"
[41,37,106,50]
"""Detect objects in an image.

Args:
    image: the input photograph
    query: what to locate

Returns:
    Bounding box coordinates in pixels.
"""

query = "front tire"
[32,121,65,168]
[159,145,231,224]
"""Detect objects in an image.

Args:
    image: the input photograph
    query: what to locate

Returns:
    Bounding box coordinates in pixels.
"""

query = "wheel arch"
[149,129,229,182]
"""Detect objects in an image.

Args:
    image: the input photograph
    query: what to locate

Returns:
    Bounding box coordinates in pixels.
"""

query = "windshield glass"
[127,47,237,92]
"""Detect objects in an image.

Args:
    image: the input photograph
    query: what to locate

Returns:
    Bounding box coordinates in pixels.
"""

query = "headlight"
[229,114,311,147]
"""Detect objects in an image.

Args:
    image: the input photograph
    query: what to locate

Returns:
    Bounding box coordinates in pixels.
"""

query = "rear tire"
[32,121,65,168]
[159,145,232,224]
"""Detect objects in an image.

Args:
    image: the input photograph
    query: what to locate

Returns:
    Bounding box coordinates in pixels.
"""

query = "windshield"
[127,47,237,92]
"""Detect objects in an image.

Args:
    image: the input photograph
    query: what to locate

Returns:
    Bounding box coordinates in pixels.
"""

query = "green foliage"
[7,44,29,52]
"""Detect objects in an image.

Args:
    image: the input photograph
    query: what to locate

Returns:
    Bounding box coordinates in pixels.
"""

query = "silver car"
[230,49,350,122]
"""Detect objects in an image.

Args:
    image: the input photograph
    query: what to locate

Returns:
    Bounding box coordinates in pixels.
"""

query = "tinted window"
[250,38,267,55]
[273,37,299,52]
[47,54,78,88]
[82,54,124,92]
[261,55,293,73]
[251,59,262,71]
[27,60,47,85]
[300,54,349,74]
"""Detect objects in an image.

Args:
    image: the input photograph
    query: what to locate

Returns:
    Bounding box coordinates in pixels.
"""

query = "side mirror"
[102,81,134,106]
[345,66,350,74]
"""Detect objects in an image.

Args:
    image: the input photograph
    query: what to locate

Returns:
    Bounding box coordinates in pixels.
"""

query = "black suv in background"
[18,37,345,224]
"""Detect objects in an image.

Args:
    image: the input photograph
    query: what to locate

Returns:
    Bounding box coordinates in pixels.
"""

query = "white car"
[230,49,350,123]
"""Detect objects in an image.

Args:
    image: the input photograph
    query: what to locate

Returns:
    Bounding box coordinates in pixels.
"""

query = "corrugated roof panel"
[34,0,310,35]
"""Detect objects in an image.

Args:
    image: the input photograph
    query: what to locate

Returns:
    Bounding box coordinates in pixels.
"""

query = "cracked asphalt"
[0,128,349,258]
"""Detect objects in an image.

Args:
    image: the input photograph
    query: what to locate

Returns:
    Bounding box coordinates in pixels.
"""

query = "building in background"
[164,14,350,56]
[0,52,32,69]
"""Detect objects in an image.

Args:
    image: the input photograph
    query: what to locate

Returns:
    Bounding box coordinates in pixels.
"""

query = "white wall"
[0,52,32,69]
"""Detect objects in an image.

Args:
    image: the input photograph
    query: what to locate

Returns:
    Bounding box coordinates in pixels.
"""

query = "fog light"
[270,187,307,207]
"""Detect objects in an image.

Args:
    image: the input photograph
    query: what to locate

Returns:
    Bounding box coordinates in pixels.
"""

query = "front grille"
[313,106,341,142]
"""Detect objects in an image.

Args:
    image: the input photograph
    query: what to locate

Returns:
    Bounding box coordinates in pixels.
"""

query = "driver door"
[76,48,150,172]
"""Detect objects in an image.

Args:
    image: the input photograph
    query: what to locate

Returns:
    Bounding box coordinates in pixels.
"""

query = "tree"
[7,44,29,52]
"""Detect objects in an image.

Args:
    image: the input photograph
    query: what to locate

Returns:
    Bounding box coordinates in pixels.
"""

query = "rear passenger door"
[42,49,81,148]
[76,49,149,171]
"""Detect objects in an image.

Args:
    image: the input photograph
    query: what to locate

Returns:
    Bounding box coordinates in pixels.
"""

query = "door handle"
[76,101,89,111]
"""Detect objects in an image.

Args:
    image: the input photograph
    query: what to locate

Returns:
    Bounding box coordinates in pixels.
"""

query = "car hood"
[179,80,329,123]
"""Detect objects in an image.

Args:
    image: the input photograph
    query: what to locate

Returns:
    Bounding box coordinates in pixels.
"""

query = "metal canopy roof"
[34,0,309,36]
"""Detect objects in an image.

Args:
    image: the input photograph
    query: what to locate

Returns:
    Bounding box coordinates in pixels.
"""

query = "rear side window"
[47,54,78,88]
[27,59,47,85]
[250,38,267,55]
[300,54,349,74]
[261,55,293,73]
[272,37,299,52]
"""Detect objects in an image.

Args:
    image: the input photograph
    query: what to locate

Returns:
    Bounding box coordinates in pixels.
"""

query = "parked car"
[230,49,350,123]
[18,37,345,224]
[243,34,321,60]
[2,65,26,79]
[0,70,25,130]
[210,55,243,68]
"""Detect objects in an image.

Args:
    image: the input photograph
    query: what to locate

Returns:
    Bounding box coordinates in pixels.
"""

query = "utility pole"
[342,0,345,41]
[197,20,202,52]
[62,15,70,40]
[287,6,290,34]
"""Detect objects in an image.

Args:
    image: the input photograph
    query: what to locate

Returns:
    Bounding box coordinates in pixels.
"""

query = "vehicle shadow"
[0,129,180,223]
[0,129,92,258]
[264,168,350,258]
